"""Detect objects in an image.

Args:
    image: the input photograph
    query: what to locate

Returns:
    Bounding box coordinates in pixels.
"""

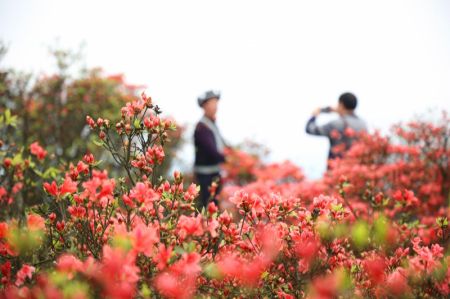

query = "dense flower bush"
[0,44,184,229]
[0,43,183,177]
[0,88,449,298]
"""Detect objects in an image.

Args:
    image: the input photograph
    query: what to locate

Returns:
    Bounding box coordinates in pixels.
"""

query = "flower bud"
[3,158,11,168]
[49,213,56,223]
[97,118,104,127]
[208,202,218,215]
[99,131,106,140]
[83,153,95,164]
[173,171,181,181]
[56,221,65,232]
[86,116,96,128]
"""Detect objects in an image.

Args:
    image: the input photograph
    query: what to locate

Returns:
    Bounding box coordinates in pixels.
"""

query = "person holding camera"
[194,90,227,209]
[305,92,367,161]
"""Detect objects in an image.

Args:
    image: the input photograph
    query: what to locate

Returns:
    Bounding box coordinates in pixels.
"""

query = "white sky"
[1,0,450,178]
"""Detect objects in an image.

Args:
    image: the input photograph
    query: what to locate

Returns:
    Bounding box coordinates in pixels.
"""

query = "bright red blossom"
[15,264,35,286]
[29,142,47,160]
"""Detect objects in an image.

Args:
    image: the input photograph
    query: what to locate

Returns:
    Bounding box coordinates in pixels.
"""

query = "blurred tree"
[0,41,183,178]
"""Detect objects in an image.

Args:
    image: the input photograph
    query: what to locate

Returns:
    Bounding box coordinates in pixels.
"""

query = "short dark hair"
[339,92,357,110]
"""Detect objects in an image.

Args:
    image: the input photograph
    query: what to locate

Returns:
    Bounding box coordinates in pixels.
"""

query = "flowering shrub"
[0,90,449,298]
[0,44,184,178]
[222,140,270,185]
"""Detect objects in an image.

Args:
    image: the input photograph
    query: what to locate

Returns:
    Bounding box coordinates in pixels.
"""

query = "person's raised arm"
[305,107,336,136]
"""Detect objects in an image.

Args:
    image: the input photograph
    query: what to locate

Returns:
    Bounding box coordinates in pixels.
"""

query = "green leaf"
[28,160,36,169]
[4,109,17,127]
[42,167,60,179]
[169,123,177,131]
[174,246,185,255]
[351,221,369,250]
[316,220,332,241]
[112,235,132,252]
[11,152,23,166]
[334,223,349,238]
[63,282,90,298]
[92,138,104,147]
[436,217,448,227]
[184,241,196,253]
[4,109,10,121]
[161,191,171,200]
[373,216,388,246]
[337,268,353,292]
[407,220,419,229]
[433,260,448,281]
[133,118,141,129]
[92,159,103,167]
[331,203,343,212]
[140,283,152,298]
[204,263,222,279]
[49,271,69,286]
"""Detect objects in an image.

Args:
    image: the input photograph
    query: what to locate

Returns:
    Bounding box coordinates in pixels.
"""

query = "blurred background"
[1,0,449,178]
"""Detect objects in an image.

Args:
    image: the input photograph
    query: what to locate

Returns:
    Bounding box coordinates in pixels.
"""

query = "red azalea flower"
[29,142,47,160]
[27,214,45,231]
[386,268,409,296]
[15,264,35,286]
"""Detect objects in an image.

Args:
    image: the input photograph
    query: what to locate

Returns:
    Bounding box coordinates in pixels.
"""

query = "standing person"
[306,92,367,162]
[194,90,226,209]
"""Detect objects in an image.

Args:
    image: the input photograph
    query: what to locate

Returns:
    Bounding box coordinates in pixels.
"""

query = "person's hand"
[312,107,321,117]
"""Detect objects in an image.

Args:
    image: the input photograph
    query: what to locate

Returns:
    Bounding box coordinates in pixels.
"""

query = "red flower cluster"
[0,97,449,298]
[29,142,47,160]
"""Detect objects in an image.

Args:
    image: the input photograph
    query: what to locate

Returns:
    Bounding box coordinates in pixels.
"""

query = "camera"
[320,106,333,113]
